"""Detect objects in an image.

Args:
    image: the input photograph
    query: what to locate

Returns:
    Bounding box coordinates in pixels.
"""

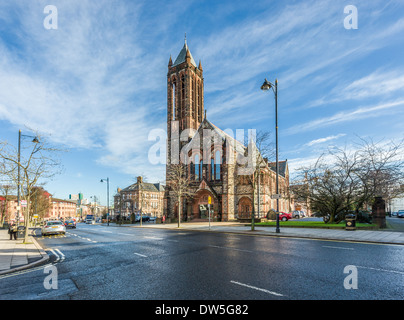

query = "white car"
[292,210,306,218]
[41,220,66,236]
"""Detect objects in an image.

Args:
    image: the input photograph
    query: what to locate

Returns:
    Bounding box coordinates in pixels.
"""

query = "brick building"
[164,40,292,221]
[114,176,165,219]
[0,191,79,223]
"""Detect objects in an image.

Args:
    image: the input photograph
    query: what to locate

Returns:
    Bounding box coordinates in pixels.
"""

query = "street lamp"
[261,78,280,233]
[17,130,39,226]
[100,178,110,226]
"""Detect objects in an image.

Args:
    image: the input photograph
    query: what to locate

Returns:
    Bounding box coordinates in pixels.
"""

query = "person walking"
[8,221,17,240]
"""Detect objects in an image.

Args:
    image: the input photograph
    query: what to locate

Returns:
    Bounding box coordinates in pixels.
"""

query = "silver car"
[41,220,66,236]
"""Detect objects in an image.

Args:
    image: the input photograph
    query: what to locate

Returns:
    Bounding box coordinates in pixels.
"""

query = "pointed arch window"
[211,158,214,180]
[181,75,185,103]
[172,79,176,120]
[215,150,221,180]
[195,154,200,180]
[192,77,196,119]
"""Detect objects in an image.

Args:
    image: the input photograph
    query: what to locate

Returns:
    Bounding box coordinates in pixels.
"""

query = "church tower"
[167,38,204,151]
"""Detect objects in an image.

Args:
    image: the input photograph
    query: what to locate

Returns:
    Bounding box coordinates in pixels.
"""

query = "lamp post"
[17,130,39,227]
[100,178,110,226]
[261,78,280,233]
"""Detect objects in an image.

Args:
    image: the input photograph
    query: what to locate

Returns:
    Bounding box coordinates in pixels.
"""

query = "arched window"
[192,77,196,119]
[181,75,185,103]
[200,159,203,180]
[198,83,202,122]
[195,154,200,180]
[211,158,214,180]
[215,150,221,180]
[172,79,176,120]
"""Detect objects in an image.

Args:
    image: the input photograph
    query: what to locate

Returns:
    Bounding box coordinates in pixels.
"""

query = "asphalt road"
[1,223,403,301]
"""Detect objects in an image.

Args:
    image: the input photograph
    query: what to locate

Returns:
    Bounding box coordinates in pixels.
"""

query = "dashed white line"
[322,246,354,250]
[209,245,253,253]
[134,253,148,258]
[357,265,404,275]
[144,236,163,240]
[230,280,284,297]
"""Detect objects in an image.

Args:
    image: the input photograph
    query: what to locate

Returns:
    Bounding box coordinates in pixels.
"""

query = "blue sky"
[1,0,404,206]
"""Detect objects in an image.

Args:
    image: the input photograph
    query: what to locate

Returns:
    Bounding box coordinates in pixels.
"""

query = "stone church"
[164,40,292,221]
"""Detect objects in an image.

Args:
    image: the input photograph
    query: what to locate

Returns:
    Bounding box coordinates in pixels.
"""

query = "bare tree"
[0,131,64,242]
[0,184,15,227]
[166,163,193,228]
[292,138,404,224]
[236,130,274,230]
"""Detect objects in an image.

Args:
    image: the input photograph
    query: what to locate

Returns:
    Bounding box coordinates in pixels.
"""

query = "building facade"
[164,41,292,221]
[114,176,165,218]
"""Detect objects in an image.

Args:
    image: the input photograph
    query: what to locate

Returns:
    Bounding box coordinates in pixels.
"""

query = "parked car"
[64,220,76,229]
[41,220,66,236]
[398,210,404,218]
[292,210,305,218]
[149,216,157,222]
[279,212,292,221]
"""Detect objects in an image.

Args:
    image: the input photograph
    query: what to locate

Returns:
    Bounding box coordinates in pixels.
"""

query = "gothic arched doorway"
[238,197,252,219]
[192,189,215,220]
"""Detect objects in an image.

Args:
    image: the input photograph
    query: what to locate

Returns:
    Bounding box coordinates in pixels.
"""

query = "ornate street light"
[100,178,110,226]
[261,78,280,233]
[17,130,39,226]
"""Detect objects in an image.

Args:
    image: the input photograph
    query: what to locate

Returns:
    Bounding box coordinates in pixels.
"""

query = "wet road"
[1,223,403,300]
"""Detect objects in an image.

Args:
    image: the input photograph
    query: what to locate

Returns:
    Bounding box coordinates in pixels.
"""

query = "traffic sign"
[20,200,27,207]
[271,194,282,199]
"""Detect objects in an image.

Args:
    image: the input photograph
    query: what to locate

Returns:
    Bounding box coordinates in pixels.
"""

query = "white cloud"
[306,134,346,147]
[284,99,404,136]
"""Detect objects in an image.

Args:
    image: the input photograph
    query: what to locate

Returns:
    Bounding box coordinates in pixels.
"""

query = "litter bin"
[17,225,26,239]
[345,214,356,231]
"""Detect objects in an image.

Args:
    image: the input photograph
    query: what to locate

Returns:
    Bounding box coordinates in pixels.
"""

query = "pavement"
[1,220,404,276]
[0,228,49,276]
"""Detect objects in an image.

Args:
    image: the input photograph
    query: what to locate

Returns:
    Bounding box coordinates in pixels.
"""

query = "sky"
[0,0,404,206]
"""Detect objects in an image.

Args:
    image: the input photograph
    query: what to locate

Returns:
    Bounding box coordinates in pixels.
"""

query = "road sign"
[208,196,211,204]
[271,194,282,199]
[20,200,27,207]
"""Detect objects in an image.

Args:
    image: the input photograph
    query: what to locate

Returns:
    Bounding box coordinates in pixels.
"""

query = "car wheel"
[282,217,287,221]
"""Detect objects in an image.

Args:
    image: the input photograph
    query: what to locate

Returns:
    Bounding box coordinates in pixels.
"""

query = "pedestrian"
[162,215,166,224]
[8,221,17,240]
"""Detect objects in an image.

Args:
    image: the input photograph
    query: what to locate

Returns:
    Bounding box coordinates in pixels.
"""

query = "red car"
[279,212,292,221]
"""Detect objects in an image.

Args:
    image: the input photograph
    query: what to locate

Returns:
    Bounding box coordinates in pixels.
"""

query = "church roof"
[172,42,197,68]
[183,117,288,177]
[121,182,165,193]
[268,160,288,178]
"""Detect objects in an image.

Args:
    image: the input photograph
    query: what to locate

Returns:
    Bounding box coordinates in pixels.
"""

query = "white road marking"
[144,236,163,240]
[49,249,60,262]
[54,249,65,261]
[134,253,148,258]
[230,280,284,297]
[209,245,253,253]
[322,245,354,250]
[357,265,404,275]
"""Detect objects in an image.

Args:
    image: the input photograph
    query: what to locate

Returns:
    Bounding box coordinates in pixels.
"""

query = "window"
[181,75,185,102]
[211,158,214,180]
[195,154,200,180]
[215,150,221,180]
[172,79,176,120]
